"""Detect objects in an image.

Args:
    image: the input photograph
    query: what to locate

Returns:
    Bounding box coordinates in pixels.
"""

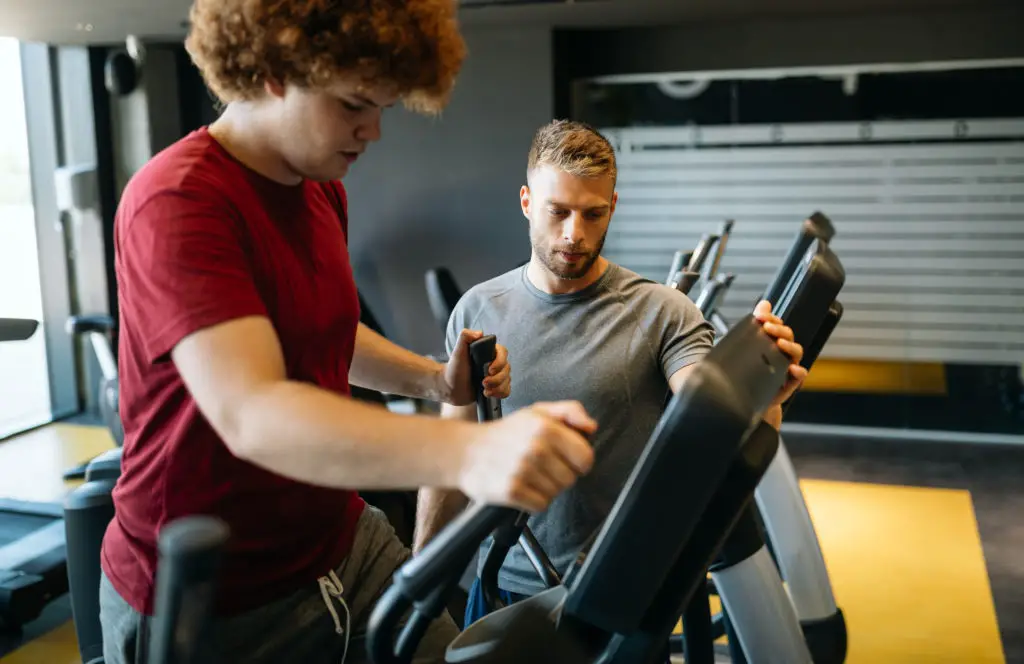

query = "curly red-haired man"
[99,2,597,662]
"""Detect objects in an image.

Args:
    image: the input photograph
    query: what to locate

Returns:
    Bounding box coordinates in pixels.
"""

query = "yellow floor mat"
[802,479,1005,664]
[674,480,1004,663]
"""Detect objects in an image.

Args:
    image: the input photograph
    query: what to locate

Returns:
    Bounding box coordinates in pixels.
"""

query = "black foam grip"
[469,335,502,421]
[762,212,835,306]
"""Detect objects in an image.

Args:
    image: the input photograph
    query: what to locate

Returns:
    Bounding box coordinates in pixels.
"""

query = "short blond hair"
[527,119,617,181]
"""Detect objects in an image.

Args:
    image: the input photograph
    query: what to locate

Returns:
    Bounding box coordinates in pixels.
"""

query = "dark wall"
[343,26,554,355]
[554,6,1024,115]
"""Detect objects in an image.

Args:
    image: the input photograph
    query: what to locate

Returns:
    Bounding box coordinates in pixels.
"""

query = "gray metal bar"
[711,546,813,664]
[754,440,839,621]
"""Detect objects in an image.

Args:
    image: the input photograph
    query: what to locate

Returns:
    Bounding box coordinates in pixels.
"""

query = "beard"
[532,230,607,280]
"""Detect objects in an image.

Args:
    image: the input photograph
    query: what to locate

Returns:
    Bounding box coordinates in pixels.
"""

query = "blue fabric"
[463,576,531,629]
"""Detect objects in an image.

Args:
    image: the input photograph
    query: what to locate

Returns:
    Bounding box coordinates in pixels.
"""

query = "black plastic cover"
[560,316,790,634]
[774,240,846,349]
[605,421,781,664]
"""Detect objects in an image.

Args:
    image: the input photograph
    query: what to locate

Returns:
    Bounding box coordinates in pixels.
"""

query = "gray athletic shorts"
[99,505,458,664]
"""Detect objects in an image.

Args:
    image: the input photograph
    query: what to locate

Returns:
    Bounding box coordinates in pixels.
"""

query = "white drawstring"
[318,570,352,664]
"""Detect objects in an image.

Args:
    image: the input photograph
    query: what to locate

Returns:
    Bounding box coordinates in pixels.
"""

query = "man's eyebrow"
[545,199,610,211]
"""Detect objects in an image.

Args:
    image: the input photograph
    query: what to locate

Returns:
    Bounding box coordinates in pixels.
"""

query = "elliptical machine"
[690,214,848,664]
[367,224,846,663]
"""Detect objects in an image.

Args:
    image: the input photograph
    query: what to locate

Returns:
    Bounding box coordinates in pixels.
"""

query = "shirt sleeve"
[118,189,268,364]
[444,297,470,359]
[655,289,716,379]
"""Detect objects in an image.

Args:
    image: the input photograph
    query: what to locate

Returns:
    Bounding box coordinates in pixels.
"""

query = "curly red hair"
[185,0,467,114]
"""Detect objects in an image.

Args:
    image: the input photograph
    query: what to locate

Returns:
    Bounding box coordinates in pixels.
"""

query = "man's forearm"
[349,323,448,402]
[231,379,473,490]
[414,487,471,554]
[412,402,479,552]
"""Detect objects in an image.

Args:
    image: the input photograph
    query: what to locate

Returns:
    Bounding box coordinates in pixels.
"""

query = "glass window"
[0,37,52,438]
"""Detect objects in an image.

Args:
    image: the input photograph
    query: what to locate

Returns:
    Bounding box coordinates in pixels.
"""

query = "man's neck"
[208,104,302,186]
[526,255,609,295]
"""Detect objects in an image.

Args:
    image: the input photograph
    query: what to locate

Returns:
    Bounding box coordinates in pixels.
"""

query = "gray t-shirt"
[445,262,715,595]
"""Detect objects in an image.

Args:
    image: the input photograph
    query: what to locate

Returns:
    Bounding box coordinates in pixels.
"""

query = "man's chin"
[549,259,595,280]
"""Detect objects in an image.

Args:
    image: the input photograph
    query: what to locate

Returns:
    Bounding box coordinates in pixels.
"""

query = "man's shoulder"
[455,266,524,313]
[119,129,244,216]
[605,262,670,299]
[604,261,702,314]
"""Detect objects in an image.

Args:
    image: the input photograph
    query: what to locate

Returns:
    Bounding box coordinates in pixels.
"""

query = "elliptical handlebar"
[694,273,736,318]
[666,251,689,287]
[686,233,720,275]
[146,516,229,664]
[702,219,734,284]
[467,336,562,611]
[670,270,702,296]
[367,502,521,664]
[469,336,502,422]
[782,300,844,416]
[762,211,834,307]
[367,335,548,664]
[773,240,845,348]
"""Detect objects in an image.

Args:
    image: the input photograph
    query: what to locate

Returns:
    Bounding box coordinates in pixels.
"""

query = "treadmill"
[0,319,70,631]
[365,236,846,663]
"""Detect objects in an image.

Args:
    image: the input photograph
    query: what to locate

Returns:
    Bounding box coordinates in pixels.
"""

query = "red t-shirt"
[101,127,366,616]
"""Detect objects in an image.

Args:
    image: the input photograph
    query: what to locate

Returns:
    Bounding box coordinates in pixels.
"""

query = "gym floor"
[0,423,1018,663]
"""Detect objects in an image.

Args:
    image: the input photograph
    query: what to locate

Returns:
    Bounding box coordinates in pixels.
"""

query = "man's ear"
[610,190,618,216]
[520,185,531,220]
